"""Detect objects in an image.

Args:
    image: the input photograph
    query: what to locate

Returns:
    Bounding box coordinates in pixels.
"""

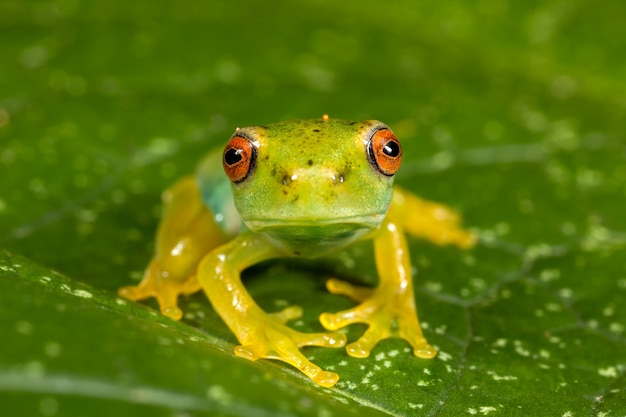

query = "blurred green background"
[1,1,625,416]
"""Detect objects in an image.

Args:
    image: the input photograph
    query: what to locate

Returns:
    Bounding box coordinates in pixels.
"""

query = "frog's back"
[196,148,242,237]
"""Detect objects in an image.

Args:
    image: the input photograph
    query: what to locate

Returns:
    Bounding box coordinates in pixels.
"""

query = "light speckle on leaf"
[16,320,34,335]
[488,371,518,381]
[39,397,59,417]
[44,342,62,358]
[206,385,233,405]
[72,289,93,299]
[597,366,617,378]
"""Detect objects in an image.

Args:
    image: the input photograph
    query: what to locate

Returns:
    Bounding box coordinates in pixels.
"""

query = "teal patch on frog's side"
[196,149,242,237]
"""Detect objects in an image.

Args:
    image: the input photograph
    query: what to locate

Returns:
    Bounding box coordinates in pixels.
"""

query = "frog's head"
[222,118,402,253]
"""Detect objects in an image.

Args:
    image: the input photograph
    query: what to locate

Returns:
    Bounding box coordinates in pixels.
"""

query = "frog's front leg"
[320,216,436,358]
[198,232,347,387]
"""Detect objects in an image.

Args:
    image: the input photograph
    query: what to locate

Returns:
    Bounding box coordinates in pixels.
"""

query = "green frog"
[119,116,474,387]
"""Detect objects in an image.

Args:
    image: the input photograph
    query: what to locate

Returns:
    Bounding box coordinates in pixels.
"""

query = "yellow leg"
[391,186,475,248]
[319,186,474,358]
[320,216,436,358]
[118,176,228,320]
[197,233,347,387]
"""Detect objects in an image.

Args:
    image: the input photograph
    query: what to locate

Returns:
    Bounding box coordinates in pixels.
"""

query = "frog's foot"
[392,189,476,249]
[232,310,347,388]
[118,261,199,321]
[408,212,476,249]
[436,227,476,249]
[319,279,436,359]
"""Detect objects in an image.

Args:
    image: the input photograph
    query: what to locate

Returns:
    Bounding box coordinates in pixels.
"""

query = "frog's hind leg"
[390,186,475,248]
[118,176,229,320]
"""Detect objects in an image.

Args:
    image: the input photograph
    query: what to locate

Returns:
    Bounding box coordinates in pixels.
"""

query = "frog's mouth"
[243,214,385,256]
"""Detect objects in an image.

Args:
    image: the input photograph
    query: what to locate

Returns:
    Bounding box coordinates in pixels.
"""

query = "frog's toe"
[234,344,260,361]
[155,288,184,320]
[440,228,477,248]
[400,327,437,358]
[319,311,357,331]
[118,285,147,301]
[119,284,165,306]
[319,300,372,330]
[312,370,340,388]
[161,305,183,320]
[268,305,303,324]
[413,343,437,358]
[346,341,372,358]
[325,279,372,303]
[346,323,390,358]
[293,331,346,348]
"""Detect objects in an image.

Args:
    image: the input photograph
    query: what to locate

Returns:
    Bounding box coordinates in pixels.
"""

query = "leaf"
[0,251,384,417]
[1,1,626,416]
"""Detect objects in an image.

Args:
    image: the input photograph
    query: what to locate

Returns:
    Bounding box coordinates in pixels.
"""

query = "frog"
[119,116,475,387]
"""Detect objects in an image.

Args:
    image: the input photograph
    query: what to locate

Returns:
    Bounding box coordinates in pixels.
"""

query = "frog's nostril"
[330,173,345,183]
[281,173,298,185]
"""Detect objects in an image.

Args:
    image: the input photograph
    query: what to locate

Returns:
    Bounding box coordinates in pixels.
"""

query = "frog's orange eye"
[367,128,402,176]
[223,135,256,183]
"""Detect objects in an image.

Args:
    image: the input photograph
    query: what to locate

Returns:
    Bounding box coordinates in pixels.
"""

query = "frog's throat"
[240,214,384,257]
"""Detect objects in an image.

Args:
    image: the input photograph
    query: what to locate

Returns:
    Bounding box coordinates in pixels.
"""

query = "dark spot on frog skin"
[312,129,320,133]
[293,250,301,256]
[307,159,313,166]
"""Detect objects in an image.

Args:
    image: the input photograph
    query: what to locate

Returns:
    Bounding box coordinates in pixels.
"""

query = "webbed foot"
[319,278,435,359]
[232,307,347,387]
[118,260,200,320]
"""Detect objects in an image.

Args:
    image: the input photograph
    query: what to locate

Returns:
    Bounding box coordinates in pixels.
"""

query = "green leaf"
[1,1,625,416]
[0,251,380,417]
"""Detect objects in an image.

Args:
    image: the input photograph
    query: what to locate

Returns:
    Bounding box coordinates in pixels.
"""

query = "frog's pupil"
[225,148,243,165]
[383,141,400,157]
